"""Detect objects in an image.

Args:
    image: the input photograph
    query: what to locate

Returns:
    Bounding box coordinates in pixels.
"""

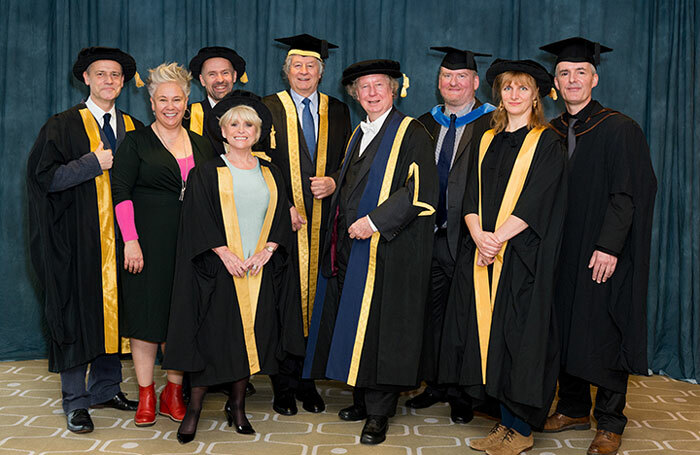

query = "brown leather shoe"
[542,412,591,433]
[587,429,622,455]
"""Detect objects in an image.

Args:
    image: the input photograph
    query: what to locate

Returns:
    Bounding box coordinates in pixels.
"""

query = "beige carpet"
[1,359,698,454]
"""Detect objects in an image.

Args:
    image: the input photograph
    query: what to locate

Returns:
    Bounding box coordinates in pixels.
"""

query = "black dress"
[439,126,567,427]
[111,127,215,342]
[162,157,303,386]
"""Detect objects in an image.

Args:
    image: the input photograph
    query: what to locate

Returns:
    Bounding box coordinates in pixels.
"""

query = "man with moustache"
[540,37,657,455]
[260,34,351,417]
[409,46,494,424]
[303,60,438,444]
[184,46,247,155]
[27,46,144,433]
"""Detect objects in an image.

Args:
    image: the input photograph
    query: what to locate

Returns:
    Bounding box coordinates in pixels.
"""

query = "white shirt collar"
[207,96,218,108]
[85,97,116,128]
[360,107,392,135]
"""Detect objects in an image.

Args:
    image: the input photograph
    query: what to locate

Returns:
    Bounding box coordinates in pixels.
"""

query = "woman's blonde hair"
[219,105,262,145]
[146,62,192,97]
[490,71,547,134]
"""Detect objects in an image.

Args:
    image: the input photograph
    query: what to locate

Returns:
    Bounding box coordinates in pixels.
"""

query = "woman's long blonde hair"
[490,71,547,134]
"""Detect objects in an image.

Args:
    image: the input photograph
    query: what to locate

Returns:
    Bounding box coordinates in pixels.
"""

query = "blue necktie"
[436,114,456,227]
[301,98,316,160]
[103,113,117,152]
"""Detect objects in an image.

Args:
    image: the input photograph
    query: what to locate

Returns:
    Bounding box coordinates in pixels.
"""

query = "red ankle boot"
[135,383,156,426]
[160,381,186,422]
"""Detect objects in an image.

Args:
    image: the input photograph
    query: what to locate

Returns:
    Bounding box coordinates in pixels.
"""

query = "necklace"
[152,124,192,201]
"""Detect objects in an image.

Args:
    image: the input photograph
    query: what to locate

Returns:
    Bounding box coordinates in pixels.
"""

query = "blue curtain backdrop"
[0,0,698,382]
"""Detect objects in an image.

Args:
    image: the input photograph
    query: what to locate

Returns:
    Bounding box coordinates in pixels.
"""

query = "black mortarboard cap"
[73,47,137,83]
[486,59,555,98]
[274,34,338,60]
[208,90,273,145]
[189,46,247,82]
[539,37,612,67]
[430,46,491,71]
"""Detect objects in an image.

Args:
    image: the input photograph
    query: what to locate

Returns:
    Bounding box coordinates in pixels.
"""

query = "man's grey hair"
[345,74,399,100]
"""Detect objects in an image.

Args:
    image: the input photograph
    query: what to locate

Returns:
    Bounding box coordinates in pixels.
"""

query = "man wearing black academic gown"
[409,46,494,424]
[540,38,657,455]
[183,46,247,155]
[303,60,438,445]
[27,47,144,433]
[259,34,351,416]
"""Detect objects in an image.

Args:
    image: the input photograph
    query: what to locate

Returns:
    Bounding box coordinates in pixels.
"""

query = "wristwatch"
[265,245,275,253]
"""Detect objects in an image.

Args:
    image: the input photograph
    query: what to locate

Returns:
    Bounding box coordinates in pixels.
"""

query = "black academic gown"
[550,100,657,392]
[162,157,304,386]
[305,108,439,389]
[416,101,492,383]
[183,99,225,155]
[261,91,352,333]
[27,103,144,373]
[439,127,567,427]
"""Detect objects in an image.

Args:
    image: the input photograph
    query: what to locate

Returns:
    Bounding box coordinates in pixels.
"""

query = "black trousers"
[555,370,628,434]
[353,387,399,417]
[60,353,122,414]
[271,353,317,397]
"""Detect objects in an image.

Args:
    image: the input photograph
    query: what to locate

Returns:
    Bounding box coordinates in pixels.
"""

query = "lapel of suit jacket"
[452,99,483,166]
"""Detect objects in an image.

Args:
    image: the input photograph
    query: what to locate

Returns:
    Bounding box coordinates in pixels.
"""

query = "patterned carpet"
[1,359,698,454]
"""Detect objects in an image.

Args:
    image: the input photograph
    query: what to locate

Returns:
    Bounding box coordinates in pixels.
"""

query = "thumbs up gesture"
[94,141,113,170]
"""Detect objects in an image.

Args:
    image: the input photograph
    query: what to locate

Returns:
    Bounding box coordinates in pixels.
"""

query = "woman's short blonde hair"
[490,71,547,134]
[219,105,262,144]
[146,62,192,97]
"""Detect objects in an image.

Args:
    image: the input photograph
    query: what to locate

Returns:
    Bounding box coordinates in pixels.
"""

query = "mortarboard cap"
[73,47,141,86]
[430,46,491,71]
[539,37,612,67]
[189,46,248,83]
[341,59,411,97]
[274,34,338,60]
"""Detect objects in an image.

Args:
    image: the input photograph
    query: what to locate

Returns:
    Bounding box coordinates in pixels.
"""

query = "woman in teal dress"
[163,91,301,443]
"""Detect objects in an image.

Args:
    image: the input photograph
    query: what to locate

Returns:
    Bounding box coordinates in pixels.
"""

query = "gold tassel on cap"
[134,71,145,88]
[240,71,248,84]
[400,73,410,98]
[549,87,557,100]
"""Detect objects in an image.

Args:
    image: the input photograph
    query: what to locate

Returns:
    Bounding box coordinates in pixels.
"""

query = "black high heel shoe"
[177,409,201,444]
[224,401,255,434]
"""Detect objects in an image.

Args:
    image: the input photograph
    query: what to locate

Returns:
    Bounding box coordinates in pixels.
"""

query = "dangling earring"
[183,108,191,120]
[497,100,505,111]
[533,98,538,108]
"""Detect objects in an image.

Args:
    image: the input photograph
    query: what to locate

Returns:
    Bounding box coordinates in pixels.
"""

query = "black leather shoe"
[360,415,388,445]
[273,393,298,416]
[246,382,256,397]
[405,390,442,409]
[92,392,138,411]
[66,408,94,434]
[297,389,325,413]
[449,400,474,424]
[338,404,367,421]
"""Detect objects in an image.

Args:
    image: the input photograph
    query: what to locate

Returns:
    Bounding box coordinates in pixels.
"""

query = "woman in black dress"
[162,91,301,443]
[439,60,567,455]
[112,62,215,426]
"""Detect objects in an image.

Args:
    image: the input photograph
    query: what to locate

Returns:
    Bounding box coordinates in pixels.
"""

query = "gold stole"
[275,91,329,336]
[189,102,204,136]
[346,116,414,386]
[78,108,135,354]
[473,127,544,383]
[217,163,278,374]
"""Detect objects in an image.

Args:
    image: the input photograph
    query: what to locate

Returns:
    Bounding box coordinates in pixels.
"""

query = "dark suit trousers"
[555,370,628,434]
[60,353,122,414]
[353,387,399,417]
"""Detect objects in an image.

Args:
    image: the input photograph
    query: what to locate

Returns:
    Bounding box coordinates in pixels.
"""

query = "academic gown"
[111,127,216,342]
[27,103,144,373]
[304,108,439,389]
[183,99,225,155]
[162,156,304,386]
[439,127,567,427]
[416,101,493,383]
[550,100,657,392]
[260,91,352,334]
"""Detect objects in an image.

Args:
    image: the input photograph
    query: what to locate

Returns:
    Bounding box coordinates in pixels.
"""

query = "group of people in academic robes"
[27,32,656,455]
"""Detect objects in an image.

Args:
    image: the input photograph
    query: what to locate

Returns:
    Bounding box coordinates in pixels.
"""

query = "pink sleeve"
[115,200,139,242]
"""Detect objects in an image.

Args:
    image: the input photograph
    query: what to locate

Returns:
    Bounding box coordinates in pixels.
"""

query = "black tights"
[178,377,250,436]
